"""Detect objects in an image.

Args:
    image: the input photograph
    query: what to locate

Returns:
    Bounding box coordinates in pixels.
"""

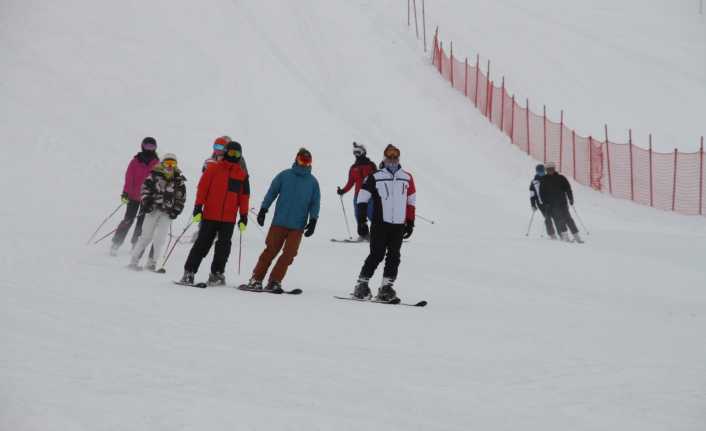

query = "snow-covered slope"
[1,1,705,430]
[420,0,706,151]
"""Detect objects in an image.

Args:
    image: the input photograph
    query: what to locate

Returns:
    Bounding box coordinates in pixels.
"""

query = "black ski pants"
[112,199,147,248]
[539,206,556,236]
[546,204,578,234]
[184,219,235,274]
[360,222,405,281]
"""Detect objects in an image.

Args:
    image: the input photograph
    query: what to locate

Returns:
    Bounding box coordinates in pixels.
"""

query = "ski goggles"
[163,159,177,168]
[142,142,157,151]
[296,153,312,167]
[213,143,226,152]
[384,146,400,160]
[226,148,241,158]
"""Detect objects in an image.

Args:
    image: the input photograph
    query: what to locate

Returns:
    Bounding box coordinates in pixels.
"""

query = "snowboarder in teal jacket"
[247,148,320,291]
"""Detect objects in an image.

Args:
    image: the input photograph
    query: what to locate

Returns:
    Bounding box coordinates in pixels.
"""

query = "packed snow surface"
[1,1,705,430]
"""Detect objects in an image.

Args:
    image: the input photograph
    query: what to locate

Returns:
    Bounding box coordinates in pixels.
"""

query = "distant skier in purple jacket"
[111,137,160,255]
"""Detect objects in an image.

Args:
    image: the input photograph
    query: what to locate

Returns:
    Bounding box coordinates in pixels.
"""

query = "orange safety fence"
[431,29,705,216]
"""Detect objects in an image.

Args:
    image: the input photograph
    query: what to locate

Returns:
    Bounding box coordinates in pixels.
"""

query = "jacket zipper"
[222,165,232,220]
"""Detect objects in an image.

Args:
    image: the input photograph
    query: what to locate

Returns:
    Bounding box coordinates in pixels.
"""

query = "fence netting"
[431,31,704,216]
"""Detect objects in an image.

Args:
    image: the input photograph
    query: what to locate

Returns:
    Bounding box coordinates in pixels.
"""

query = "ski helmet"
[141,136,157,151]
[535,164,546,176]
[223,141,242,162]
[383,144,400,160]
[352,142,366,157]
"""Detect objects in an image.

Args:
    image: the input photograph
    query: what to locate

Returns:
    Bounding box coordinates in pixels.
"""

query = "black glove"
[336,187,345,195]
[402,219,414,239]
[257,208,267,226]
[193,204,203,217]
[169,211,178,220]
[239,214,248,226]
[304,218,317,237]
[357,222,369,238]
[121,191,129,203]
[569,199,574,206]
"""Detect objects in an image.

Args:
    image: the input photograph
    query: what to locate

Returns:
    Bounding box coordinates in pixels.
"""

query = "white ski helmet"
[352,141,366,157]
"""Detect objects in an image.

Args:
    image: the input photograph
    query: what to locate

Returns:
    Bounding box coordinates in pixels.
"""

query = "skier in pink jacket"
[110,137,160,255]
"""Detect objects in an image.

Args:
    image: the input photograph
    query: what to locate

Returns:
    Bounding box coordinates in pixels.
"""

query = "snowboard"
[237,284,303,295]
[173,280,208,288]
[334,295,427,307]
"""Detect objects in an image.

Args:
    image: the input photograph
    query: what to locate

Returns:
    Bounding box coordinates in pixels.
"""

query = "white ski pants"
[131,210,171,266]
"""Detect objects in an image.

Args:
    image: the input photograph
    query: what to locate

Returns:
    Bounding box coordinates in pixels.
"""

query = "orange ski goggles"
[163,159,177,168]
[384,145,400,160]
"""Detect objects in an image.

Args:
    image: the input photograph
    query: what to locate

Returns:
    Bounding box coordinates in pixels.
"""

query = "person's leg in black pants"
[382,224,405,281]
[360,222,390,279]
[211,222,236,274]
[184,220,219,274]
[112,200,140,248]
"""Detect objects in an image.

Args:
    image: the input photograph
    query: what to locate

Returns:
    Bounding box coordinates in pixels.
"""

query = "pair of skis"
[172,280,301,294]
[172,281,426,307]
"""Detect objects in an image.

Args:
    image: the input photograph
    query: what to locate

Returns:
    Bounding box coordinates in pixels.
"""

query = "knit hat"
[545,161,557,170]
[141,136,157,151]
[223,141,242,162]
[162,153,177,162]
[352,142,366,157]
[296,147,312,166]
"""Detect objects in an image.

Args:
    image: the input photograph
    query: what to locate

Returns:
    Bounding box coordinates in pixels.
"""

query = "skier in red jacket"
[336,142,377,239]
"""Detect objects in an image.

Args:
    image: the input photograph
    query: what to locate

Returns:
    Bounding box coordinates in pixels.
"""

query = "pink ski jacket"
[123,154,159,201]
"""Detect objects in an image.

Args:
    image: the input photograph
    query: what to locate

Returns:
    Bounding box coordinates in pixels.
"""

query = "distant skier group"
[108,136,416,302]
[529,162,583,243]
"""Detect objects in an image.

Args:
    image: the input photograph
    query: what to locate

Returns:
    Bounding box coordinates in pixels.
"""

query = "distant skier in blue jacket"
[245,148,320,291]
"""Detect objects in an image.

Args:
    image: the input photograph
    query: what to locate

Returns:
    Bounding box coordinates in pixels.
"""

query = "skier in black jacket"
[538,162,583,243]
[529,164,556,239]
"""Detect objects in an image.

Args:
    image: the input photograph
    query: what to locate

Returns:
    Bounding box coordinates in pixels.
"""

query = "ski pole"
[86,202,125,244]
[339,195,353,239]
[416,214,436,224]
[525,210,536,237]
[238,229,243,275]
[93,227,118,245]
[572,205,590,235]
[158,221,194,272]
[164,223,174,256]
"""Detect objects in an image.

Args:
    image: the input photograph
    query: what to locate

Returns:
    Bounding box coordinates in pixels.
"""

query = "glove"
[402,219,414,239]
[304,218,317,237]
[336,187,344,195]
[192,204,203,223]
[357,222,369,238]
[142,205,153,215]
[238,214,247,232]
[257,208,267,226]
[121,192,129,204]
[169,211,178,220]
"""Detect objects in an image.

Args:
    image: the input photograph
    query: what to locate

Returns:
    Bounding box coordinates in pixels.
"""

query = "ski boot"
[559,231,572,242]
[264,280,283,293]
[126,262,142,271]
[375,278,398,302]
[548,233,557,240]
[179,271,195,285]
[145,260,157,272]
[351,277,371,299]
[207,272,226,286]
[245,278,263,290]
[572,232,584,244]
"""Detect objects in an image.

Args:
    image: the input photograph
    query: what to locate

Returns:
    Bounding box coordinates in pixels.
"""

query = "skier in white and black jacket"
[352,144,416,301]
[529,164,556,239]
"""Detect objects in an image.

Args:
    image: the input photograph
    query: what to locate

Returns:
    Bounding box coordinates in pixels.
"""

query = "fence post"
[422,0,427,52]
[510,94,516,145]
[464,57,468,97]
[572,129,576,180]
[649,134,654,207]
[413,0,419,39]
[672,148,678,211]
[432,27,438,66]
[500,77,505,132]
[485,60,491,117]
[526,98,531,155]
[605,124,612,194]
[488,81,494,122]
[450,42,454,87]
[589,136,595,188]
[474,54,480,107]
[407,0,410,27]
[543,105,547,162]
[699,136,704,215]
[439,41,443,74]
[628,129,634,202]
[559,110,564,172]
